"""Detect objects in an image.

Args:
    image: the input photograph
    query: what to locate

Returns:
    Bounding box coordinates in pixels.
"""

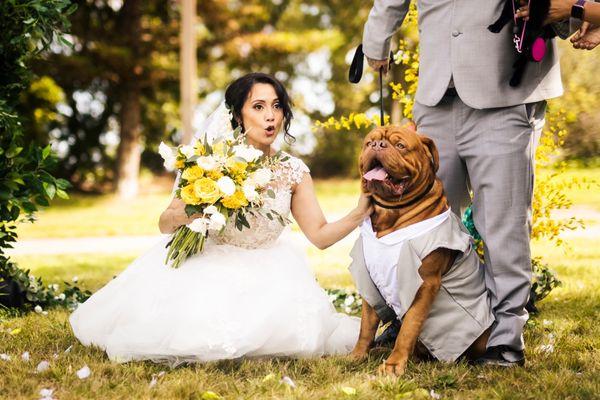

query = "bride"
[70,72,370,366]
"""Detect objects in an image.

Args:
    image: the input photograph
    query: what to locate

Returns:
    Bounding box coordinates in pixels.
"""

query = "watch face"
[572,4,585,20]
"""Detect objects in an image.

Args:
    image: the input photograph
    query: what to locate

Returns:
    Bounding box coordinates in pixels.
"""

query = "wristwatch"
[571,0,587,20]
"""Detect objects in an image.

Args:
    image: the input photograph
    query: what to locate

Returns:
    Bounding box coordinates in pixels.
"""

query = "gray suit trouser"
[413,95,546,351]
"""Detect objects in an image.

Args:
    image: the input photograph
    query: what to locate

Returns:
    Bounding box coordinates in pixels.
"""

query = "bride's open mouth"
[265,125,276,136]
[363,159,410,197]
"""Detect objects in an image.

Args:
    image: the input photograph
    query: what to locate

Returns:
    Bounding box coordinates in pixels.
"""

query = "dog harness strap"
[379,67,384,126]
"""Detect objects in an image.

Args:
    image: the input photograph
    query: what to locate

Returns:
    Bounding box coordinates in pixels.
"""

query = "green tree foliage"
[0,0,91,310]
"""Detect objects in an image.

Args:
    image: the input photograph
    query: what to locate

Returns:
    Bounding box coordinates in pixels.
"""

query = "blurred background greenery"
[20,0,598,198]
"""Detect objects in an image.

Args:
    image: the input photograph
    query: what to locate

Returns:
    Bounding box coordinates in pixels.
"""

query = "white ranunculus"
[242,182,259,202]
[203,205,219,215]
[208,212,227,230]
[180,144,195,159]
[216,176,236,196]
[233,145,263,163]
[252,168,272,186]
[187,217,208,234]
[196,155,218,171]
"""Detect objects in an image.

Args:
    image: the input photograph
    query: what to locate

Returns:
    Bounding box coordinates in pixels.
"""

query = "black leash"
[349,44,392,127]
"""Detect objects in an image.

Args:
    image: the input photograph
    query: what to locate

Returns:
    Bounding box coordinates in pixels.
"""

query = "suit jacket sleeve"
[362,0,411,60]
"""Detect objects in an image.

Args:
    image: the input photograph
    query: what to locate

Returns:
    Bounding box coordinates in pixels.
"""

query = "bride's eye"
[273,103,281,109]
[254,104,264,110]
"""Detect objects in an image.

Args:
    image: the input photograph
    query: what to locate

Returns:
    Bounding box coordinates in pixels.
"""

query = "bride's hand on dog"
[354,193,374,219]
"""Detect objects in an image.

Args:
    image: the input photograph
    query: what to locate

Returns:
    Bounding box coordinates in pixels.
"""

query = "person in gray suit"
[361,0,568,367]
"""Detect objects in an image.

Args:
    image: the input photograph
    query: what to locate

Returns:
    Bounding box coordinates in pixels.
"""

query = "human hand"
[571,22,600,49]
[355,192,374,219]
[514,0,530,21]
[546,0,576,24]
[171,198,203,227]
[367,56,390,75]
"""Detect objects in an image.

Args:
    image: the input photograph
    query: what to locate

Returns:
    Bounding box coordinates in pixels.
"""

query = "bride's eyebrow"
[251,98,280,104]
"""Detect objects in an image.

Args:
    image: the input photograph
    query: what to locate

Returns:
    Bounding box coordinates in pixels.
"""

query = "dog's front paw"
[377,359,407,376]
[349,346,369,361]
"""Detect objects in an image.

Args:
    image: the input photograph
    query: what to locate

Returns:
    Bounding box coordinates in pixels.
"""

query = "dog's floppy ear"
[419,134,439,173]
[401,119,417,131]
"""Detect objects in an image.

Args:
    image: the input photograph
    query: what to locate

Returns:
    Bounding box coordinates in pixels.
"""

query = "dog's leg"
[349,299,381,360]
[488,0,516,33]
[379,248,455,376]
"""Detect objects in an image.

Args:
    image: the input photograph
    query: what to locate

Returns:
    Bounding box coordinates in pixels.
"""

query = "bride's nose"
[265,108,275,122]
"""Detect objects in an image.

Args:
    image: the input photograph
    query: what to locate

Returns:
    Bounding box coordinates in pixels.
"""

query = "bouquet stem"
[165,226,206,268]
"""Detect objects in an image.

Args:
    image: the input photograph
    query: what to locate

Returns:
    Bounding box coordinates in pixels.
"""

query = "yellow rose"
[181,165,204,182]
[206,169,224,180]
[221,190,249,209]
[226,159,248,183]
[194,177,221,204]
[180,184,201,205]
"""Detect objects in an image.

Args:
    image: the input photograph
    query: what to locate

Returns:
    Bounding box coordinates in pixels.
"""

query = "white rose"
[187,217,208,234]
[158,142,177,171]
[208,212,227,230]
[203,205,219,215]
[242,182,259,202]
[216,176,236,196]
[252,168,272,186]
[180,144,195,159]
[233,145,263,163]
[196,155,218,171]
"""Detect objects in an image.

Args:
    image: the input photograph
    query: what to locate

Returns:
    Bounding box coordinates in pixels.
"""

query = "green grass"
[2,166,599,398]
[2,237,598,399]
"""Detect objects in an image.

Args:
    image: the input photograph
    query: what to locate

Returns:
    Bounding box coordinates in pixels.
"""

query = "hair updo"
[224,72,295,144]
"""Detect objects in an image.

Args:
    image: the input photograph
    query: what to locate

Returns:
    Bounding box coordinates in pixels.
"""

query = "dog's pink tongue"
[363,167,388,182]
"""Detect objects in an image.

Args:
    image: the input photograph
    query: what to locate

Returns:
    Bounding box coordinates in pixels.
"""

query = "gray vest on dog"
[349,212,494,362]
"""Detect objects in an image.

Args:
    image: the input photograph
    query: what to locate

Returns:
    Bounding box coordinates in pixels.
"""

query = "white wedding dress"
[69,155,360,366]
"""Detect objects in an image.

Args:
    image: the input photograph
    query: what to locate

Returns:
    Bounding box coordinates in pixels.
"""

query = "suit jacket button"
[452,31,461,37]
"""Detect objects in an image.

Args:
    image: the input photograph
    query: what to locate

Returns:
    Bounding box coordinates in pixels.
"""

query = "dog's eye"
[395,142,406,149]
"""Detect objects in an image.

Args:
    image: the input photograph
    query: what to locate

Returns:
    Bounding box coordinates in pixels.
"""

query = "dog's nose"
[370,140,388,151]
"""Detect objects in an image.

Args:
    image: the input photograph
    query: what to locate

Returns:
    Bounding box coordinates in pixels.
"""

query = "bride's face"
[240,83,284,151]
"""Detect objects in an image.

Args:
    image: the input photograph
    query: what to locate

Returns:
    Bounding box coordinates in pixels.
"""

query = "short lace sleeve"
[286,156,310,186]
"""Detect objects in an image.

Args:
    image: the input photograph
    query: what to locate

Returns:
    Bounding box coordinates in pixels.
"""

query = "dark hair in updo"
[224,72,295,144]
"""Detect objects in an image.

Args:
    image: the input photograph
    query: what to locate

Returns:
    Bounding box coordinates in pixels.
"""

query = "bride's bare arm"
[291,173,373,250]
[158,198,201,234]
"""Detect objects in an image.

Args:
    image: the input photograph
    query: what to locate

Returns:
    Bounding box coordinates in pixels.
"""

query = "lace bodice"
[211,154,309,249]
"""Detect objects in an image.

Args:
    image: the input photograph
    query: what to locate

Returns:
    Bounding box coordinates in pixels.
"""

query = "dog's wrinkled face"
[359,124,439,204]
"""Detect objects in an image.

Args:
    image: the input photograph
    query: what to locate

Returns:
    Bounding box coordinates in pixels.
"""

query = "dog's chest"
[360,210,451,315]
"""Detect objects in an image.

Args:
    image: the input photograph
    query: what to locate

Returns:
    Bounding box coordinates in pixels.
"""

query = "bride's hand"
[354,192,374,219]
[159,198,203,234]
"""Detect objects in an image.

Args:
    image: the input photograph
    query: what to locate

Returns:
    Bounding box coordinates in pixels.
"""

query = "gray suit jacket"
[363,0,564,109]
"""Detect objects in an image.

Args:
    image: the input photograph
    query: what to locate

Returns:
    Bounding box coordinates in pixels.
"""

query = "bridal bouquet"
[159,126,286,268]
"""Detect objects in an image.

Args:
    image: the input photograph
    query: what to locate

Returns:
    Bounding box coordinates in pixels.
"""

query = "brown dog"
[349,123,492,376]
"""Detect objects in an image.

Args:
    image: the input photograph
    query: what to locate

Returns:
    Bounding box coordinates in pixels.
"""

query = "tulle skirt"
[69,233,360,366]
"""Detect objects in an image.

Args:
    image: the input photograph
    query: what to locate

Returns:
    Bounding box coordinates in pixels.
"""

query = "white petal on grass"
[0,353,11,361]
[34,305,43,314]
[281,376,296,389]
[149,371,166,388]
[36,360,50,372]
[64,345,73,353]
[21,351,30,362]
[430,389,442,399]
[39,388,55,400]
[536,343,555,354]
[72,276,79,283]
[340,386,357,396]
[76,365,91,379]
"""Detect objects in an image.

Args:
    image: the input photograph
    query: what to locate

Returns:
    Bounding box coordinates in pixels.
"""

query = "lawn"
[1,166,599,399]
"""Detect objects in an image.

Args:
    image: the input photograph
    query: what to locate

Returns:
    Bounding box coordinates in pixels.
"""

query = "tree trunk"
[116,85,142,198]
[115,0,143,198]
